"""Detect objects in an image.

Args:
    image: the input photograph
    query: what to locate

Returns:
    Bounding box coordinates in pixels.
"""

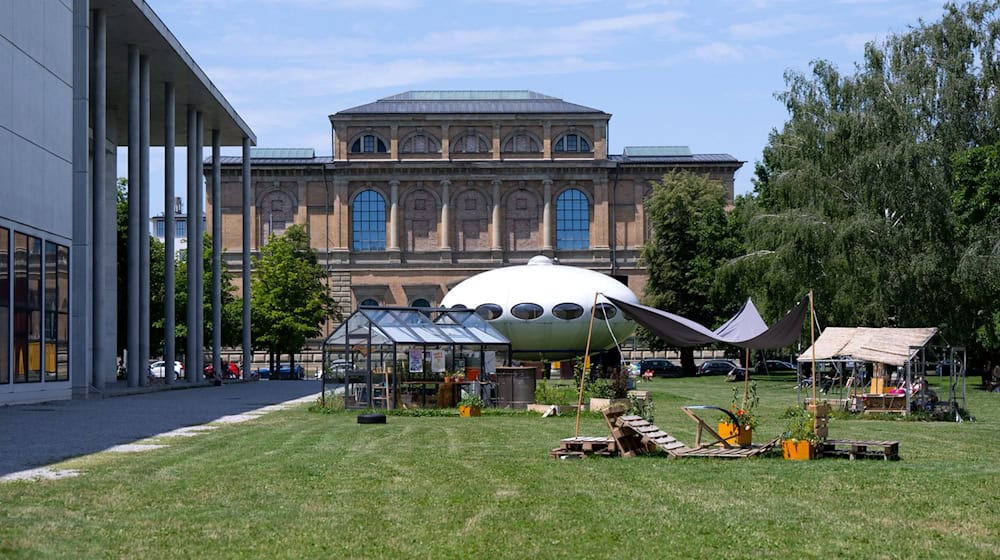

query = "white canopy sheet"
[797,327,938,367]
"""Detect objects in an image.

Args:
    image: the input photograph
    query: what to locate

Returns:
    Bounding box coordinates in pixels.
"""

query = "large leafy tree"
[251,224,339,374]
[640,171,739,373]
[739,1,1000,356]
[116,179,165,358]
[952,143,1000,353]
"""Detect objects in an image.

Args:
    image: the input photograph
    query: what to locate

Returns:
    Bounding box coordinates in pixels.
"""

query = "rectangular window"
[13,232,42,383]
[176,219,187,238]
[44,242,69,381]
[155,220,165,238]
[363,135,375,153]
[0,227,8,384]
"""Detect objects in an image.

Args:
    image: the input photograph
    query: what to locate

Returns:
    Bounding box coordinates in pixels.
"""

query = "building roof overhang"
[95,0,255,146]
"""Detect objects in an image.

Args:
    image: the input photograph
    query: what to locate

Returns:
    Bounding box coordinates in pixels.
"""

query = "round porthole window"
[552,302,584,320]
[511,303,544,320]
[594,303,618,320]
[475,303,503,320]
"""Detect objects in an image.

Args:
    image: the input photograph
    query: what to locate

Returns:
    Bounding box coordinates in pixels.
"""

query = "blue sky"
[134,0,945,217]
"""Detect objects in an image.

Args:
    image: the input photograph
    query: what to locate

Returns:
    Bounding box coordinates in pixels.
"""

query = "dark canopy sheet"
[605,294,810,350]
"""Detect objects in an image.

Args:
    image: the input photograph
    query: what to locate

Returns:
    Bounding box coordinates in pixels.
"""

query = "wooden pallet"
[820,439,900,461]
[550,436,618,459]
[604,406,779,459]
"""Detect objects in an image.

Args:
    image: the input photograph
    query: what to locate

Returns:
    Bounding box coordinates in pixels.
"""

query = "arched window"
[556,188,589,250]
[400,132,440,154]
[350,134,387,154]
[554,133,591,153]
[451,132,491,154]
[502,132,540,153]
[360,298,379,307]
[259,190,295,245]
[352,190,386,251]
[411,298,431,308]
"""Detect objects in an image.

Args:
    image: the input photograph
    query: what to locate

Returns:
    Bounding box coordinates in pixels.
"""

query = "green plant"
[626,393,655,422]
[535,380,575,405]
[458,393,485,408]
[782,406,822,444]
[720,381,759,430]
[587,379,616,399]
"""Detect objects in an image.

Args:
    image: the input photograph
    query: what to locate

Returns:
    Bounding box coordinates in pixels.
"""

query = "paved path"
[0,380,325,477]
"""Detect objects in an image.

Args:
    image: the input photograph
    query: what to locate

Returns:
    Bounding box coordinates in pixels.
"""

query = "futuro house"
[441,256,638,359]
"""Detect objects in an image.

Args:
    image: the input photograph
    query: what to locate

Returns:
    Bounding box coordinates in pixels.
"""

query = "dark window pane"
[475,303,503,321]
[594,303,617,320]
[13,233,42,382]
[552,302,584,320]
[363,135,374,153]
[412,298,430,308]
[511,303,543,320]
[351,138,361,152]
[566,134,578,151]
[360,298,379,307]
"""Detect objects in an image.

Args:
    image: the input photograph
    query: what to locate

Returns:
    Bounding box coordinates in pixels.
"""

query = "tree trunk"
[680,347,696,376]
[290,353,297,380]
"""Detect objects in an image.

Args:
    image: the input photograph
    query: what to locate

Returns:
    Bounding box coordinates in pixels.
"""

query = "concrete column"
[91,9,110,391]
[126,44,140,388]
[439,179,451,250]
[440,124,450,159]
[390,124,398,159]
[242,137,252,377]
[211,129,222,381]
[71,0,91,397]
[543,123,552,159]
[163,82,176,384]
[185,106,197,382]
[195,112,205,382]
[492,125,501,160]
[542,178,553,251]
[139,55,150,387]
[491,179,502,250]
[388,180,399,250]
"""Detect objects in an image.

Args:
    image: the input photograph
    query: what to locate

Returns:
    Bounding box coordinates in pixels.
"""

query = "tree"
[251,224,339,375]
[640,171,738,373]
[741,1,1000,355]
[115,178,165,358]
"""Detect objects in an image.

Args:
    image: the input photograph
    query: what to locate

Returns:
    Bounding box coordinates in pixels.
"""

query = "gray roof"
[211,155,332,165]
[611,153,741,164]
[250,148,315,159]
[336,90,606,116]
[623,146,691,157]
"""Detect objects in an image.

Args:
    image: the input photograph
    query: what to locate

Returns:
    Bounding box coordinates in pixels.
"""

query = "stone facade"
[208,92,742,334]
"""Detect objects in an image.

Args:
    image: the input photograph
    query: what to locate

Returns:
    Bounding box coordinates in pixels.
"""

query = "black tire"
[357,413,387,424]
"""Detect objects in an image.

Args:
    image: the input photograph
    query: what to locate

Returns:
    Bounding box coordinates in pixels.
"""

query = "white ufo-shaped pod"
[441,256,639,359]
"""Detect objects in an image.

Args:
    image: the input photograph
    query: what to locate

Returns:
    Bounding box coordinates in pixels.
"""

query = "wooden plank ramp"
[604,407,779,459]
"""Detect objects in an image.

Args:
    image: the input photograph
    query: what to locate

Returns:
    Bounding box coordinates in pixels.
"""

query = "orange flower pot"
[717,422,752,446]
[782,439,815,460]
[458,405,481,417]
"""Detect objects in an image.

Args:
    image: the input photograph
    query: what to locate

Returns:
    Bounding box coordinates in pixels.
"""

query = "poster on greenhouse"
[408,349,423,373]
[430,350,445,373]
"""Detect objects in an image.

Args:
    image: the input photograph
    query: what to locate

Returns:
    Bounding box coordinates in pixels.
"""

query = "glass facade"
[0,227,68,387]
[352,190,386,251]
[0,227,8,384]
[556,188,590,250]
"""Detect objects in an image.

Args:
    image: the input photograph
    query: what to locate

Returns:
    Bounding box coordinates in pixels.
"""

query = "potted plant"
[782,406,822,460]
[458,393,484,417]
[718,382,758,447]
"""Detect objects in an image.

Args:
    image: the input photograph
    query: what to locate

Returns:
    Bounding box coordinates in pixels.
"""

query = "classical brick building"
[210,91,741,329]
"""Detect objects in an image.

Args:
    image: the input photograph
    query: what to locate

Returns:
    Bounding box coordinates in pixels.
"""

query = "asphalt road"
[0,380,324,477]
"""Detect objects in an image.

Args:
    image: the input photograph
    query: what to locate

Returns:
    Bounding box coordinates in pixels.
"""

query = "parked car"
[318,360,351,381]
[638,358,683,378]
[725,367,747,382]
[148,360,184,378]
[696,359,739,376]
[256,363,305,380]
[755,360,797,375]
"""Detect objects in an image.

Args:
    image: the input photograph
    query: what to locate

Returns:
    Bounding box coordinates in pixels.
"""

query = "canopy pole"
[743,346,751,406]
[810,290,818,438]
[574,291,600,438]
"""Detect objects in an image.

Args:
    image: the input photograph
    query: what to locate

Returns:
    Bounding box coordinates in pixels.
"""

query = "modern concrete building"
[210,91,741,334]
[0,0,255,405]
[150,197,202,257]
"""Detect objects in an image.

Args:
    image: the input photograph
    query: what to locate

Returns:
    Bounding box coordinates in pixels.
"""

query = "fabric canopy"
[605,295,810,350]
[796,326,938,367]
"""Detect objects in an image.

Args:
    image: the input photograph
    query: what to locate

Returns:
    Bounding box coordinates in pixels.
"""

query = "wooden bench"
[820,439,900,461]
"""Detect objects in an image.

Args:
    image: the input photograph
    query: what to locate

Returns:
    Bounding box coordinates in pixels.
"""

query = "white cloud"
[690,41,747,63]
[728,14,830,40]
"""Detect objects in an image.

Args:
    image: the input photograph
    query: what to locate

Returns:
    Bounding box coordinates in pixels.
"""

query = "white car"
[149,360,184,378]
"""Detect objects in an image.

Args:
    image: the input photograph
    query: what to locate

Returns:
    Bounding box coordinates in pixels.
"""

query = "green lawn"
[1,376,998,559]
